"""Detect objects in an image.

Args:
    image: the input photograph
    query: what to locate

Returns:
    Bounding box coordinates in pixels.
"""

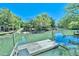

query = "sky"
[0,3,67,21]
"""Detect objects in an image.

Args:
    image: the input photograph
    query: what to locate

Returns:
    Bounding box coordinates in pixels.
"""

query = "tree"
[23,13,55,32]
[23,20,33,31]
[0,8,22,31]
[68,21,79,30]
[65,3,79,14]
[58,4,79,30]
[33,13,55,31]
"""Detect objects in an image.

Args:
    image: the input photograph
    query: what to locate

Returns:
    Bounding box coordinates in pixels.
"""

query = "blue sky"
[0,3,67,21]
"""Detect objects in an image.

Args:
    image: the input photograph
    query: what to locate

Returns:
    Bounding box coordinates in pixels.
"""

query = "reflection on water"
[37,32,79,56]
[16,32,79,56]
[17,49,30,56]
[54,32,79,45]
[18,36,28,46]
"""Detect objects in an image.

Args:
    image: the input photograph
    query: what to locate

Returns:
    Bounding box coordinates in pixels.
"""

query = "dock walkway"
[10,39,58,56]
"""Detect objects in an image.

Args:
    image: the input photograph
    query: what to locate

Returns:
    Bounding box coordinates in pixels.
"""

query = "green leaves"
[23,13,55,31]
[33,13,55,31]
[58,4,79,30]
[0,8,22,31]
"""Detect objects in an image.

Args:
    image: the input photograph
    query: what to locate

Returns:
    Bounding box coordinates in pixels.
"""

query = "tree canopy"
[2,4,79,32]
[58,3,79,30]
[32,13,55,31]
[0,8,22,31]
[23,13,55,31]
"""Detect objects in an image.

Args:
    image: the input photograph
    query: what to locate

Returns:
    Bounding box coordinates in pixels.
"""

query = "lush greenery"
[0,8,23,31]
[1,4,79,56]
[1,4,79,31]
[58,4,79,30]
[23,13,55,31]
[0,7,55,56]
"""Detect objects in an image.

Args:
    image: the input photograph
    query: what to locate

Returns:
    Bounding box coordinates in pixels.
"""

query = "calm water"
[55,32,79,45]
[17,32,79,56]
[37,32,79,56]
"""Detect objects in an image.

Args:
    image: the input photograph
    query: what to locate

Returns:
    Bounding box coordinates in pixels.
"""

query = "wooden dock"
[18,39,58,55]
[10,39,58,56]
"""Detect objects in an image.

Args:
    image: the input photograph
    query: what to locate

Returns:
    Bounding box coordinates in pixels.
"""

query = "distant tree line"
[0,4,79,32]
[23,13,55,32]
[0,8,55,32]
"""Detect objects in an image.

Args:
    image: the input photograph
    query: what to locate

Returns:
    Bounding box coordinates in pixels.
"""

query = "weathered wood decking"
[10,39,58,56]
